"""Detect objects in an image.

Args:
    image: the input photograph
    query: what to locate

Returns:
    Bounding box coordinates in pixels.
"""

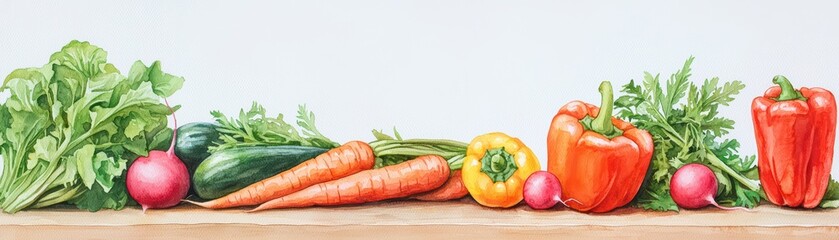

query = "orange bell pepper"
[547,81,653,213]
[752,75,836,208]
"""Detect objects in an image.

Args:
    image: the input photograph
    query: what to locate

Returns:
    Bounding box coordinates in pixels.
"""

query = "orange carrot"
[187,141,374,209]
[250,155,450,211]
[411,170,468,201]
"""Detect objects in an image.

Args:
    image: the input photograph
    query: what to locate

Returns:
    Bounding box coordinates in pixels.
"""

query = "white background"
[1,1,838,175]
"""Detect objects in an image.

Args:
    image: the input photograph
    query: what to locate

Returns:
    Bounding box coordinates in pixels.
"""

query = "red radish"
[670,163,748,211]
[523,171,577,210]
[126,99,190,211]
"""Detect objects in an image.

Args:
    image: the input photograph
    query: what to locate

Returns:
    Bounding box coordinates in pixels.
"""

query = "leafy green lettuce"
[0,41,183,213]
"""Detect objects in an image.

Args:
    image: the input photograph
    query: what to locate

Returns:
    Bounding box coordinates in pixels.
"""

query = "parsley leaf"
[820,178,839,208]
[209,102,338,152]
[616,57,761,211]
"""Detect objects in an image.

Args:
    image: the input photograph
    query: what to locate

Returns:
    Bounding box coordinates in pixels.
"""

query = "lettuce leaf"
[0,40,182,213]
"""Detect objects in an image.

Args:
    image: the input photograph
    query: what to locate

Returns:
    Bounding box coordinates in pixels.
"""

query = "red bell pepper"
[752,75,836,208]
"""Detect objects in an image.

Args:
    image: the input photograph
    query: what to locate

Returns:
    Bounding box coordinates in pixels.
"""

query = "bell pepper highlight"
[752,75,836,208]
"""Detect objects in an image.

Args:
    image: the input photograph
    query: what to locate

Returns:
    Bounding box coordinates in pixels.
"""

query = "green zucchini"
[192,145,328,200]
[175,122,220,172]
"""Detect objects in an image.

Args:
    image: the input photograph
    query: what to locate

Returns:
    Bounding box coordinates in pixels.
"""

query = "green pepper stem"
[773,75,806,101]
[591,81,616,136]
[480,148,518,182]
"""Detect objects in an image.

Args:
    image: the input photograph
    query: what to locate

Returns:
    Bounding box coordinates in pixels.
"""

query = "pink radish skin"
[126,99,190,211]
[670,163,749,211]
[523,171,576,210]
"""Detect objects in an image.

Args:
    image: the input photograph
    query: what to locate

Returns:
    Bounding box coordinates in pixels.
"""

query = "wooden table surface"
[1,199,838,239]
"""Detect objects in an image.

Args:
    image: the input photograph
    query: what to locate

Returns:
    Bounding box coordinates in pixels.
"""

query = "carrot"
[411,170,468,201]
[250,155,450,211]
[187,141,375,209]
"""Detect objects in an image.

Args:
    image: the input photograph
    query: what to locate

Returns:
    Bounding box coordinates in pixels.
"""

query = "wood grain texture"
[1,199,838,239]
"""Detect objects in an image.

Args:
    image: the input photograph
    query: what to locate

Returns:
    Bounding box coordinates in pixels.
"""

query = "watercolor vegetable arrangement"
[187,122,471,209]
[2,41,839,214]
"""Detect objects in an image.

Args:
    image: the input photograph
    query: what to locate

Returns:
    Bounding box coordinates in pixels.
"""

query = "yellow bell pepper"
[462,132,541,208]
